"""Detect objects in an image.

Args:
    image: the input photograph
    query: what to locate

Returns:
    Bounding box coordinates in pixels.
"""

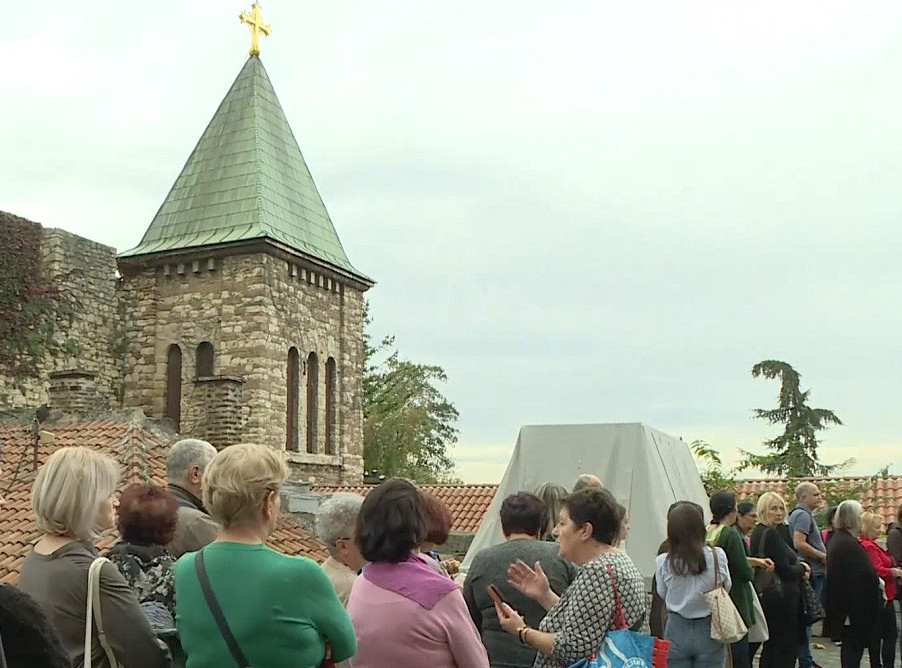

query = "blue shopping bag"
[569,629,668,667]
[568,564,669,668]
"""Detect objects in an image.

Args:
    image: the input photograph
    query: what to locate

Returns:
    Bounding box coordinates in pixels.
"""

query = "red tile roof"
[736,476,902,526]
[314,484,499,534]
[0,416,325,584]
[319,475,902,541]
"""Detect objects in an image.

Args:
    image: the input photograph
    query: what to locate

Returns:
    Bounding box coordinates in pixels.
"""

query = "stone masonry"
[0,228,121,411]
[1,220,368,485]
[117,246,367,485]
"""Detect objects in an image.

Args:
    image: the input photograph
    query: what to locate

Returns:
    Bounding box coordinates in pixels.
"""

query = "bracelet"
[518,626,530,644]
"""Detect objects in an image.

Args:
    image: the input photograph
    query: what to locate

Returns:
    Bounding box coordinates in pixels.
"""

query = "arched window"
[325,357,337,455]
[286,347,300,451]
[306,352,319,454]
[196,341,214,377]
[165,344,182,429]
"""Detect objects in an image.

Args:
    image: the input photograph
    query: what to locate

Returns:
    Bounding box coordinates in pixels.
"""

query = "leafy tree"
[690,439,737,495]
[739,360,847,477]
[363,320,461,483]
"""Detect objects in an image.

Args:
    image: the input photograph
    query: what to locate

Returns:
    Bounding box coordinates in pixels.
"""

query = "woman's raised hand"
[507,560,551,602]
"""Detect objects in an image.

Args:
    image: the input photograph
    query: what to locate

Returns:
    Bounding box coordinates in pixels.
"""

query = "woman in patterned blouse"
[495,488,647,668]
[107,483,179,630]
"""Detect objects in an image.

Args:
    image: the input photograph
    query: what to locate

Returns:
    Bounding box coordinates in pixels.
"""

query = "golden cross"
[239,2,271,57]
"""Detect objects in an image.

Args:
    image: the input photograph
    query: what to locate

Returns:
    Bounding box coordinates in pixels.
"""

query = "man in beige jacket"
[165,438,219,559]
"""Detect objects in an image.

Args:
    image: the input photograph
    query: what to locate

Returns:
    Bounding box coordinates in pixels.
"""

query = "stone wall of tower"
[269,255,366,485]
[119,250,366,484]
[0,224,121,412]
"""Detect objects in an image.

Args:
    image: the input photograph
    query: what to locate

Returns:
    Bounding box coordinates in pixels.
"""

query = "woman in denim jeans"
[655,503,731,668]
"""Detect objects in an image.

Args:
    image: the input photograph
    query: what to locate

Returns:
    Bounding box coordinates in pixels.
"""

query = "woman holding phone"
[494,488,646,668]
[463,492,576,667]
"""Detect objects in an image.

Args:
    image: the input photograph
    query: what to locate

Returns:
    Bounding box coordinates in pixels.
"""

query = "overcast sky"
[3,2,901,483]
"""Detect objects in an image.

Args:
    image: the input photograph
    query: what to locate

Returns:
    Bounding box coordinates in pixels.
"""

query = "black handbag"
[752,528,784,601]
[800,579,825,625]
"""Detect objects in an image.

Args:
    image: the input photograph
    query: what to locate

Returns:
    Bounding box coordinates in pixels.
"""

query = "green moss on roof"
[120,56,368,282]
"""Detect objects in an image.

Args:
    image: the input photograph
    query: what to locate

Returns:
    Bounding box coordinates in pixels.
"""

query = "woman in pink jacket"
[347,479,489,668]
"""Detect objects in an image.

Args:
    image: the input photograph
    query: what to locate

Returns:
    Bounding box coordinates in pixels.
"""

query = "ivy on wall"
[0,212,75,378]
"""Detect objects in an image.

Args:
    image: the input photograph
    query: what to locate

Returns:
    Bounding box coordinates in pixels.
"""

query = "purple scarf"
[363,554,458,609]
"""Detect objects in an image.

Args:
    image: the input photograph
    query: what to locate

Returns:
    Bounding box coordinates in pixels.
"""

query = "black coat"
[0,584,70,668]
[750,525,806,628]
[823,529,882,642]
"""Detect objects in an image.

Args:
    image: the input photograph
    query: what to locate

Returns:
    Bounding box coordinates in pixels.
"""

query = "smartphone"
[486,584,505,607]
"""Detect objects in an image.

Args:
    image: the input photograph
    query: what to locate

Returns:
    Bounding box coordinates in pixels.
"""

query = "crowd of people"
[0,440,900,668]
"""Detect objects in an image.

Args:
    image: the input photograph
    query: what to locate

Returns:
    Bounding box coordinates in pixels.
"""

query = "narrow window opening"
[286,347,300,451]
[196,341,214,377]
[165,344,182,430]
[325,357,337,455]
[306,352,319,454]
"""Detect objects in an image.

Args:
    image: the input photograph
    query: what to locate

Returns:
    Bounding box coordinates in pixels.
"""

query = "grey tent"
[461,423,708,585]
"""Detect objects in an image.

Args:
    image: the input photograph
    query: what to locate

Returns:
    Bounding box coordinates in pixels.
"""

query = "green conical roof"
[120,56,368,282]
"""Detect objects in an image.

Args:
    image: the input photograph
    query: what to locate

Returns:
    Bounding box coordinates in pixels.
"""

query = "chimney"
[48,370,100,415]
[279,481,322,532]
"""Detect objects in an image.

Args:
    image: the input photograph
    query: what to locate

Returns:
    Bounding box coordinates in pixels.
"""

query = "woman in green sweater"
[706,491,771,668]
[174,444,356,668]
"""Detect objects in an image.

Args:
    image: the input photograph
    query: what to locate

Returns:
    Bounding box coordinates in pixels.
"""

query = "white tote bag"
[702,547,748,644]
[746,581,770,643]
[84,557,121,668]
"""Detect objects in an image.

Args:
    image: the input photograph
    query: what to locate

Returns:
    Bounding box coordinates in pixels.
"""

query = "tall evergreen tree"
[739,360,846,477]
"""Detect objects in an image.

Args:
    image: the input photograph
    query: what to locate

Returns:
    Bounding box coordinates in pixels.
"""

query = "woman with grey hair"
[316,493,366,605]
[823,500,882,667]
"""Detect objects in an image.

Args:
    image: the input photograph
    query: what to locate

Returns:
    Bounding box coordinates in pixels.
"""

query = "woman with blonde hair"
[860,511,901,668]
[19,446,171,668]
[534,483,568,542]
[748,491,809,668]
[174,443,356,668]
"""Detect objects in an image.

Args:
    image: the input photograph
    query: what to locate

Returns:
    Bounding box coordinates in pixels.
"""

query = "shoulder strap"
[85,557,120,668]
[708,546,721,589]
[755,527,769,557]
[603,562,627,630]
[788,507,810,526]
[195,548,250,668]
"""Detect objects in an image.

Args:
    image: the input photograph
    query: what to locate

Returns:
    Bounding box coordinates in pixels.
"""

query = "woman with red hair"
[107,483,179,630]
[420,493,459,577]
